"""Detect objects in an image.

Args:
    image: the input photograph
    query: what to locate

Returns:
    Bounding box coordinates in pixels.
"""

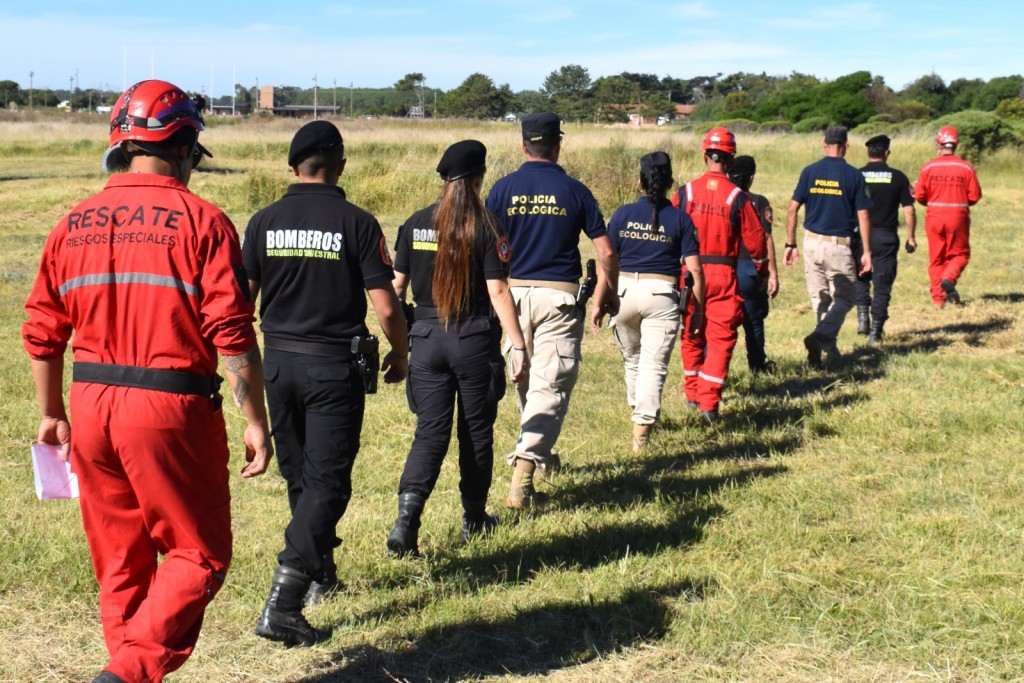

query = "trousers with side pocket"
[70,381,232,683]
[611,276,681,425]
[399,315,506,502]
[507,285,584,467]
[263,347,365,580]
[680,263,743,412]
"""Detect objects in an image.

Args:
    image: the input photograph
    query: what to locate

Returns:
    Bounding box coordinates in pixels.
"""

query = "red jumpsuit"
[913,154,982,305]
[673,172,768,411]
[23,173,256,683]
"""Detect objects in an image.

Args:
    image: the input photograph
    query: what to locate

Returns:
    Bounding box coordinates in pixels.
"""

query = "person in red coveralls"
[914,126,982,306]
[22,79,272,683]
[672,128,768,423]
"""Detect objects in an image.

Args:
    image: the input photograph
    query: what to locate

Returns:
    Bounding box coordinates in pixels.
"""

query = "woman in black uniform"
[387,140,528,556]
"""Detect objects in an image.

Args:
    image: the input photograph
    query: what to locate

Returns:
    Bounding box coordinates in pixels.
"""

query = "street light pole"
[29,71,34,109]
[313,74,318,119]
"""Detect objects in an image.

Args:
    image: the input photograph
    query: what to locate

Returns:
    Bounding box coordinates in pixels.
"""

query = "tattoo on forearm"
[222,346,261,408]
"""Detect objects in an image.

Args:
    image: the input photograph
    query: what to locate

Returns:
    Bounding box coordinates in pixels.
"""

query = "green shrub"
[716,118,760,134]
[758,121,793,134]
[793,116,830,134]
[932,110,1019,160]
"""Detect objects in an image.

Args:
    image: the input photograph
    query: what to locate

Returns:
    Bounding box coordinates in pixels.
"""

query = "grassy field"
[1,115,1023,682]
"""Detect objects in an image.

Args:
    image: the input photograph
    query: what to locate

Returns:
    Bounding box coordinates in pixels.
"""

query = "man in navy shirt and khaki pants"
[784,126,873,368]
[486,112,619,508]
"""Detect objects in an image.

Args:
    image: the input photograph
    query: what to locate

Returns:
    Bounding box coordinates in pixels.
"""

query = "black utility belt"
[73,362,222,397]
[701,255,737,267]
[264,337,355,359]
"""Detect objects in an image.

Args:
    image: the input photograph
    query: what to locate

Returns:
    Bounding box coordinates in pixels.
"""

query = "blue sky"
[3,1,1021,97]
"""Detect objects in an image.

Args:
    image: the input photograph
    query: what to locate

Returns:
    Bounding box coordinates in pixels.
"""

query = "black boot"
[856,305,870,335]
[254,565,332,647]
[304,553,342,607]
[386,492,426,557]
[461,497,499,541]
[91,673,126,683]
[868,322,884,346]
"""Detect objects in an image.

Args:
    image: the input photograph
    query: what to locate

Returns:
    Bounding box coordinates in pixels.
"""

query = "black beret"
[640,151,672,178]
[522,112,563,142]
[824,125,848,145]
[865,134,891,151]
[437,139,487,181]
[288,120,344,167]
[730,154,756,178]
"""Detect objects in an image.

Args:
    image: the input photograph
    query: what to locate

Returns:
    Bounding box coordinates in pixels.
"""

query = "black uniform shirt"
[242,183,394,345]
[393,203,510,320]
[859,161,914,231]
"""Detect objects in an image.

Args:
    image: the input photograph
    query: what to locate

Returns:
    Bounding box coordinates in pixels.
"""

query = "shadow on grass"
[298,579,706,683]
[886,315,1013,355]
[979,292,1024,304]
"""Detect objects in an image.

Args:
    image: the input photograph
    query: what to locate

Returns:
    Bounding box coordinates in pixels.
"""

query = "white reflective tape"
[59,272,198,297]
[698,371,726,385]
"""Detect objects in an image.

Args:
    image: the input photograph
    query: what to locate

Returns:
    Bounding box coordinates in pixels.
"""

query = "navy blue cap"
[865,134,891,151]
[522,112,563,142]
[640,151,672,178]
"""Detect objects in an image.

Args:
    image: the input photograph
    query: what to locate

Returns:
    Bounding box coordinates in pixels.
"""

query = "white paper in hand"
[31,442,79,500]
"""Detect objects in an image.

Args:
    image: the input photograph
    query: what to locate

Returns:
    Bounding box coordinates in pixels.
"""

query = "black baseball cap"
[640,151,672,178]
[824,125,848,145]
[730,155,756,178]
[521,112,563,142]
[288,120,344,167]
[437,139,487,181]
[865,134,891,151]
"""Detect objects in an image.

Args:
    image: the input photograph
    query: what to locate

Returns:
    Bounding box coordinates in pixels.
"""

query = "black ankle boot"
[254,565,332,647]
[386,492,426,557]
[461,497,499,541]
[304,553,342,608]
[856,306,870,335]
[868,322,884,346]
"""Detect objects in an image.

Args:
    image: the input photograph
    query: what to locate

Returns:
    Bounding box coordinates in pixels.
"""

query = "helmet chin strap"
[126,137,195,184]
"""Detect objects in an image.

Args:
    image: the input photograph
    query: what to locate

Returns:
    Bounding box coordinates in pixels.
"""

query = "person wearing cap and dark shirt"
[242,120,409,647]
[914,126,982,307]
[485,111,618,508]
[856,135,917,343]
[784,125,873,368]
[673,129,768,423]
[385,140,528,556]
[728,154,780,374]
[608,151,703,449]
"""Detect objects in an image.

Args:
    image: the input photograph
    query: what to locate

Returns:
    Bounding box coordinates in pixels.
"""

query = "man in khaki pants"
[486,112,618,507]
[784,126,873,367]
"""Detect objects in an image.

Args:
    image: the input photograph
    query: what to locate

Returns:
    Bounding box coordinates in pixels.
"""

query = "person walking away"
[386,140,528,556]
[672,128,768,423]
[607,151,703,450]
[242,120,408,646]
[783,125,873,368]
[913,126,982,307]
[728,154,780,373]
[856,134,917,343]
[23,79,272,683]
[485,112,619,508]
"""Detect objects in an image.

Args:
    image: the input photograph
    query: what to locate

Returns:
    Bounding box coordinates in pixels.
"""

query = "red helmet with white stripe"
[702,127,737,155]
[936,126,959,147]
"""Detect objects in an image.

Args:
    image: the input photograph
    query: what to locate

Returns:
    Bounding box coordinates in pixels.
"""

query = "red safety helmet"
[104,80,209,172]
[936,126,959,147]
[702,127,737,155]
[109,80,205,146]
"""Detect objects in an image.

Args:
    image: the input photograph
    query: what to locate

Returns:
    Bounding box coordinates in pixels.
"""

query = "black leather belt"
[264,337,354,359]
[73,362,222,397]
[701,255,737,267]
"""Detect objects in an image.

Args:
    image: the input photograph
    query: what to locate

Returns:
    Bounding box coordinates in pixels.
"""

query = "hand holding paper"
[31,442,79,500]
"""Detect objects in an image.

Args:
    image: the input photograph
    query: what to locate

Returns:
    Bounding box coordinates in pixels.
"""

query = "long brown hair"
[432,173,502,325]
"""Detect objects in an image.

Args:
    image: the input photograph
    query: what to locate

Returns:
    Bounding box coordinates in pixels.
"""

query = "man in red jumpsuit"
[673,128,768,423]
[914,126,982,306]
[22,80,273,683]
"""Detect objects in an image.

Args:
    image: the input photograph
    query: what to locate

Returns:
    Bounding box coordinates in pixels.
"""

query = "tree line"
[4,68,1023,129]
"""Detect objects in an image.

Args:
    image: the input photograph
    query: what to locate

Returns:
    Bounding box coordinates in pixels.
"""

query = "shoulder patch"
[707,178,719,192]
[496,235,512,263]
[379,236,393,266]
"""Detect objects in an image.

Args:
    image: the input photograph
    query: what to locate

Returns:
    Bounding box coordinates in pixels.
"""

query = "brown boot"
[632,423,653,451]
[534,450,561,483]
[506,458,549,509]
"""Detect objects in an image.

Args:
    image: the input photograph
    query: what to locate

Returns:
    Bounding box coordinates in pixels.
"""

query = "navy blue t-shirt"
[792,156,872,237]
[485,161,606,282]
[608,197,699,276]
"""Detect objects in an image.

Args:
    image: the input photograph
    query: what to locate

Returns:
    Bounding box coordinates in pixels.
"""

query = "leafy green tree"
[395,72,427,113]
[971,75,1024,111]
[541,64,593,122]
[995,97,1024,119]
[638,92,675,123]
[0,80,23,107]
[442,73,512,119]
[723,91,753,114]
[512,89,549,116]
[901,73,950,116]
[948,78,985,112]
